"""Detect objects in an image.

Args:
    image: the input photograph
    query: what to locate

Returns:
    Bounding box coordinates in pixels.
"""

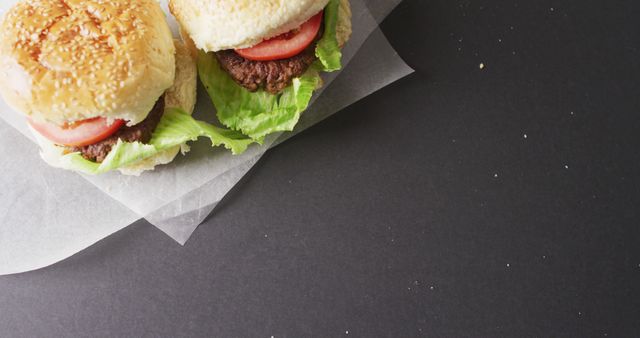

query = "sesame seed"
[3,0,167,116]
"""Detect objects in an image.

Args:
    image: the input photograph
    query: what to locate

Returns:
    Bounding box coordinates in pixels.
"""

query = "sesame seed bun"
[169,0,334,52]
[119,39,198,176]
[34,39,198,176]
[0,0,176,126]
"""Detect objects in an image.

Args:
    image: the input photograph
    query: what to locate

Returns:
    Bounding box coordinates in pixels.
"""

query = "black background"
[2,0,640,336]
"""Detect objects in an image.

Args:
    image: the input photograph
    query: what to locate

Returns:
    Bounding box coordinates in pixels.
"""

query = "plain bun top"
[0,0,176,125]
[169,0,330,52]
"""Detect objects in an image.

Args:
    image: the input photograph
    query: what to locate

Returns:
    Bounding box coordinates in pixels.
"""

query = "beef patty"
[215,46,317,94]
[71,97,165,163]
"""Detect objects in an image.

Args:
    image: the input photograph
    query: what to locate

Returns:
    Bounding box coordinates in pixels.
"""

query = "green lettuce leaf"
[47,108,255,175]
[316,0,343,72]
[199,52,320,141]
[198,0,344,140]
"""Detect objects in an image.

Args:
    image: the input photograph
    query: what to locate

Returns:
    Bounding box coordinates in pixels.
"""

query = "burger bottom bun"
[336,0,352,48]
[34,40,198,176]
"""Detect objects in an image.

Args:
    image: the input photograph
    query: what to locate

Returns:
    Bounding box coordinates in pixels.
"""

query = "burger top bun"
[0,0,176,126]
[169,0,330,52]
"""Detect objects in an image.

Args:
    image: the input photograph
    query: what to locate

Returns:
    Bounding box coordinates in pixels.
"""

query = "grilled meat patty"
[215,46,317,94]
[71,97,165,163]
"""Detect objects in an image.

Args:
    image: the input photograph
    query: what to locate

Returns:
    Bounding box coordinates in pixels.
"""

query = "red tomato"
[236,11,324,61]
[29,117,125,147]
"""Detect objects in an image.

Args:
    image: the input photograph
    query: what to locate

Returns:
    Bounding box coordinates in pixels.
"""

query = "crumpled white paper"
[0,0,413,275]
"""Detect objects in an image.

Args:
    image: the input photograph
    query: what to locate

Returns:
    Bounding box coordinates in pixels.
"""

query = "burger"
[0,0,252,175]
[169,0,353,140]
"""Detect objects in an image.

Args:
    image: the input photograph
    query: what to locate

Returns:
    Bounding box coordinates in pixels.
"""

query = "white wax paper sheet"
[0,0,413,275]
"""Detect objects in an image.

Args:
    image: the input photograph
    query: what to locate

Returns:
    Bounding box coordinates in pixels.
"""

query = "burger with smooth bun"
[170,0,353,140]
[0,0,252,175]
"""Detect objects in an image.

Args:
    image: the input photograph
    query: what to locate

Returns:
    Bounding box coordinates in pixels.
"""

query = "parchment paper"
[0,0,412,275]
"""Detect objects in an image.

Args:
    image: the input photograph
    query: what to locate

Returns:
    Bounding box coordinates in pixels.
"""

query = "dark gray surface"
[2,0,640,336]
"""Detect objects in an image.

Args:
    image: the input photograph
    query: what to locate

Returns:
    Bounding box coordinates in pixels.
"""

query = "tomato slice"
[236,11,323,61]
[29,117,125,147]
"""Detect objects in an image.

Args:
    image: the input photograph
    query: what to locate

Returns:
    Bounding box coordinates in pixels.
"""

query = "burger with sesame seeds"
[169,0,352,141]
[0,0,253,175]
